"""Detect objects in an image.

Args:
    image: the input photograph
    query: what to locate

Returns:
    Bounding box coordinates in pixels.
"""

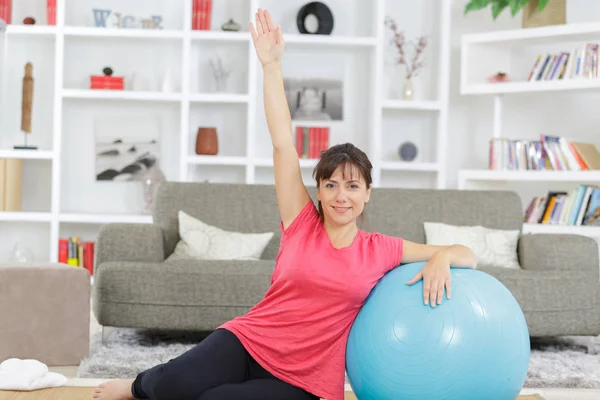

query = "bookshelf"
[459,22,600,239]
[0,0,452,263]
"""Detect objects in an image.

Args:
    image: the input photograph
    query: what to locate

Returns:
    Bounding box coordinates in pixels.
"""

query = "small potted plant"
[464,0,565,28]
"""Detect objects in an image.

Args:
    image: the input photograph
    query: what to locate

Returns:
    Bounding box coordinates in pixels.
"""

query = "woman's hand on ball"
[250,9,284,69]
[406,253,452,308]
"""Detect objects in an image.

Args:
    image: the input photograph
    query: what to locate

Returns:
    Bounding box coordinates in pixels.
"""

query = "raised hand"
[249,9,284,68]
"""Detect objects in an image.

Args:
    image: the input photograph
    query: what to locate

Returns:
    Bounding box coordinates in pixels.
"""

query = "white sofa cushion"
[167,211,274,261]
[424,221,521,269]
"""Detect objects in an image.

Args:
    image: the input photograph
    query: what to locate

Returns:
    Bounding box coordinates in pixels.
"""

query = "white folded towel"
[0,358,68,391]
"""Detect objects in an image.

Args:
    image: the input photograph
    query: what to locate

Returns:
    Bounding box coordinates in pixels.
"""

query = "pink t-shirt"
[221,200,404,400]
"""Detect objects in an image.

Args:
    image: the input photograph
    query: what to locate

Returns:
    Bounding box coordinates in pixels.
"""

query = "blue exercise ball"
[346,262,530,400]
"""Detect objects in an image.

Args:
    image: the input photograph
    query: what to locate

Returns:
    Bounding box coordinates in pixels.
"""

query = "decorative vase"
[195,127,218,155]
[402,77,414,100]
[141,165,166,215]
[522,0,565,28]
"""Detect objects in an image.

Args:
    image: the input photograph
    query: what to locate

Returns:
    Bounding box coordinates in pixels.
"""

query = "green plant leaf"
[509,0,529,16]
[464,0,493,15]
[538,0,549,11]
[492,0,510,19]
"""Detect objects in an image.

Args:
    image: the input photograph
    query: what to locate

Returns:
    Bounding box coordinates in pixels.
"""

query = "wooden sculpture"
[16,62,37,149]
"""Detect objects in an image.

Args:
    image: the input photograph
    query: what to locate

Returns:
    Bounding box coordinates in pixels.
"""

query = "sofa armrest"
[518,234,599,273]
[96,223,165,267]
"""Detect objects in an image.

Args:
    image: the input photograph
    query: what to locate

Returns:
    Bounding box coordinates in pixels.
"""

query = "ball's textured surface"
[346,262,530,400]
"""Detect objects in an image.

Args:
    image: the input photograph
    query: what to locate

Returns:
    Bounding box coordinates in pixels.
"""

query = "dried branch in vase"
[384,16,428,80]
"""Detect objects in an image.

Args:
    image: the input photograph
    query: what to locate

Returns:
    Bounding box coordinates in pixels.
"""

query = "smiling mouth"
[332,206,351,213]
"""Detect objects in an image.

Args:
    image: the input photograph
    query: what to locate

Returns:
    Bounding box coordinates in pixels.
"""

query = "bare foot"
[93,378,136,400]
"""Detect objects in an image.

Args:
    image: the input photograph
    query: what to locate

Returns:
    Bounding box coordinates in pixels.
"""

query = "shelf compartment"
[190,41,249,95]
[461,22,600,95]
[189,103,247,158]
[64,0,185,31]
[63,36,182,93]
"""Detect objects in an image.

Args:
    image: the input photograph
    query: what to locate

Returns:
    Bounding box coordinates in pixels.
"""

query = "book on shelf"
[59,237,95,275]
[527,43,599,82]
[0,0,12,24]
[489,135,600,171]
[192,0,212,30]
[47,0,56,25]
[295,126,330,159]
[524,185,600,227]
[0,158,22,212]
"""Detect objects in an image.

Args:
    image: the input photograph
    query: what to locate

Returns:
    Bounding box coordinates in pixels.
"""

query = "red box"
[90,75,124,90]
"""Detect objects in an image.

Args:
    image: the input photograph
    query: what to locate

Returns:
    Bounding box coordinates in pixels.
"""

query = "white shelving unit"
[459,22,600,239]
[0,0,452,262]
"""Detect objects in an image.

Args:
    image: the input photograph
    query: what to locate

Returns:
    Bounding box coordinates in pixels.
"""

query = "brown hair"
[313,143,373,222]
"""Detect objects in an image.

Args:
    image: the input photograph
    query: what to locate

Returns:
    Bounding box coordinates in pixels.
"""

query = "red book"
[1,0,11,24]
[200,0,212,30]
[295,126,303,157]
[84,242,95,275]
[323,127,330,152]
[58,239,68,264]
[0,1,5,25]
[192,0,199,30]
[47,0,56,25]
[309,127,317,158]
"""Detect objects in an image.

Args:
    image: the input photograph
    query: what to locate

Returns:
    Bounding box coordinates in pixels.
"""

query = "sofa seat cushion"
[477,266,600,313]
[94,260,274,308]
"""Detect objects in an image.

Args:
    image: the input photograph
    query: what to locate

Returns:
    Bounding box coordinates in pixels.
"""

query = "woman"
[94,8,477,400]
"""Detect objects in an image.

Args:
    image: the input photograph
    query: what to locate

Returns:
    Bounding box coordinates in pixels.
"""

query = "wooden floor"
[0,387,95,400]
[0,387,546,400]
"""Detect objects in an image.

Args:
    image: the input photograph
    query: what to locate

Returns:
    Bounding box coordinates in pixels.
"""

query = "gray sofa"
[93,182,600,337]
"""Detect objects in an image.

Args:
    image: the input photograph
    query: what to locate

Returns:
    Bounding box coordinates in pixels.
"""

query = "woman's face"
[317,163,371,227]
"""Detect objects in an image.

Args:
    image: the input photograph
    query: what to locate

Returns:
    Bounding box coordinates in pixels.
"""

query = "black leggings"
[131,328,319,400]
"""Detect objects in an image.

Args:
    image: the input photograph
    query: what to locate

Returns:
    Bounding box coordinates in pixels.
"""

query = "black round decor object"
[296,2,334,35]
[103,67,113,76]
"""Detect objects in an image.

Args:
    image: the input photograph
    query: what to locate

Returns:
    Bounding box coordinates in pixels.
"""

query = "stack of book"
[0,158,22,211]
[528,43,599,82]
[295,126,330,159]
[192,0,212,30]
[524,185,600,226]
[58,237,95,275]
[489,135,600,171]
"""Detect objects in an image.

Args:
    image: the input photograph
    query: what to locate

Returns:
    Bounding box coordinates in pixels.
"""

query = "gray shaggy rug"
[77,328,600,388]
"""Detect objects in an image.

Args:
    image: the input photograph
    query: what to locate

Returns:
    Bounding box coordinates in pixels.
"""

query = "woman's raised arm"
[250,9,311,229]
